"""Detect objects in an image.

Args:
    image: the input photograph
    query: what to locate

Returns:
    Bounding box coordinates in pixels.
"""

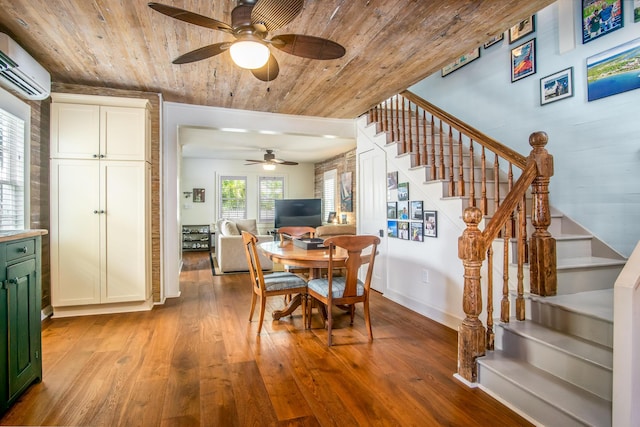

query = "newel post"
[457,206,486,383]
[528,131,557,296]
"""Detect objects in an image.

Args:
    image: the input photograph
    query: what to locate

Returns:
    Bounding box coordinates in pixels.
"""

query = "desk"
[259,240,348,320]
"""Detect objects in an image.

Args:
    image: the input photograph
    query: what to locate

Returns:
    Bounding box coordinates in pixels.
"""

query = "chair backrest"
[324,235,380,298]
[242,231,265,294]
[277,226,316,244]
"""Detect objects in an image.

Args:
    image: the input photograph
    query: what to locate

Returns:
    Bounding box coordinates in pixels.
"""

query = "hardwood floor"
[0,252,533,426]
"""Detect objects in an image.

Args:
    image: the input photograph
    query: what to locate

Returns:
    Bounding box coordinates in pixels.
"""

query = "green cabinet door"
[5,258,42,401]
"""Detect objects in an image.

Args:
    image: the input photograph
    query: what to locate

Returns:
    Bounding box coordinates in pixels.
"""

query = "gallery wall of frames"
[386,172,438,242]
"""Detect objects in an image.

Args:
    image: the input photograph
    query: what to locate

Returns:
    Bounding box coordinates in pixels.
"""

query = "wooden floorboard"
[0,252,533,426]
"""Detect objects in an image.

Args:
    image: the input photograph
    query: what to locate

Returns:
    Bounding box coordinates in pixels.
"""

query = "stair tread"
[530,289,614,323]
[498,319,612,369]
[478,351,611,426]
[557,256,626,269]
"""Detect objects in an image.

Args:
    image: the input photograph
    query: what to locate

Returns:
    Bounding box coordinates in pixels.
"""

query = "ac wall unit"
[0,32,51,100]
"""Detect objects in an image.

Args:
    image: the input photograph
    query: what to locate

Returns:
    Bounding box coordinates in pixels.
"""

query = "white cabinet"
[50,93,152,316]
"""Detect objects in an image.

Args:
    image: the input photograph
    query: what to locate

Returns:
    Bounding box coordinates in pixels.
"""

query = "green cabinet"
[0,235,42,416]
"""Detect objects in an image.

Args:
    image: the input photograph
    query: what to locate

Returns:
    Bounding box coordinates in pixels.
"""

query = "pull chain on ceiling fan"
[148,0,346,81]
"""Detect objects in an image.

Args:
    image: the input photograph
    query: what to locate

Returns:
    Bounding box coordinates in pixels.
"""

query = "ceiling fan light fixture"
[230,39,270,69]
[263,163,276,171]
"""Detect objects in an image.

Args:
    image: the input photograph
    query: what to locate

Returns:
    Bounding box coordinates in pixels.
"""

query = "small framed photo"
[441,48,481,77]
[410,200,423,220]
[587,37,640,101]
[387,171,398,190]
[540,67,574,105]
[424,211,438,238]
[387,202,397,219]
[397,201,409,219]
[193,188,205,203]
[398,221,410,240]
[582,0,623,44]
[509,15,535,44]
[387,220,398,238]
[327,211,336,223]
[398,182,409,201]
[483,33,504,49]
[410,222,423,242]
[635,0,640,23]
[511,39,536,82]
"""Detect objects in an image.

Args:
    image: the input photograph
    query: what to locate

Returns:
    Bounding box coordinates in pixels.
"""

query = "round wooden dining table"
[258,239,348,320]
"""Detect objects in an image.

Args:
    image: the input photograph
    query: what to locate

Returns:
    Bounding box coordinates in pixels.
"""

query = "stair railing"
[367,91,557,384]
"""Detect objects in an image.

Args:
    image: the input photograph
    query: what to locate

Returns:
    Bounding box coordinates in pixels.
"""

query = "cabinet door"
[101,106,148,161]
[50,103,101,159]
[102,161,149,303]
[6,259,41,400]
[50,160,102,306]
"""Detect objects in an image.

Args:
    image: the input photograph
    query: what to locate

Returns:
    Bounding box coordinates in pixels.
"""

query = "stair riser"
[508,264,622,295]
[495,326,612,400]
[477,364,589,427]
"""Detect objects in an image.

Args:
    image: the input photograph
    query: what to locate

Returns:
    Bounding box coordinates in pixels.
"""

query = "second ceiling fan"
[245,149,298,167]
[148,0,346,81]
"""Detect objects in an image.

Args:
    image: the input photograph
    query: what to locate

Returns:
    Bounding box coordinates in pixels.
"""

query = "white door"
[358,146,387,293]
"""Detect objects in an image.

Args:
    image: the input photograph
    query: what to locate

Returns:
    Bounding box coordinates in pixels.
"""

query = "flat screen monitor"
[274,199,322,229]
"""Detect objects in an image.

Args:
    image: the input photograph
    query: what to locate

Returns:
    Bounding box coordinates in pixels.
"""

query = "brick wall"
[314,148,357,225]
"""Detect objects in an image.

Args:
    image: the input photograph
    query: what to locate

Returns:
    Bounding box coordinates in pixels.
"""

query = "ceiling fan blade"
[245,160,266,164]
[251,0,304,32]
[251,53,280,81]
[279,161,299,165]
[172,43,230,64]
[148,2,233,33]
[270,34,345,60]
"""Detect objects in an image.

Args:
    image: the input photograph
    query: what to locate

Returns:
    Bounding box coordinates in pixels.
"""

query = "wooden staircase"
[359,92,627,426]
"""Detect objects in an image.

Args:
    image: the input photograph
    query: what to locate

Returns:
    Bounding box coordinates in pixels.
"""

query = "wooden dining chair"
[277,226,316,278]
[306,235,380,346]
[241,231,308,334]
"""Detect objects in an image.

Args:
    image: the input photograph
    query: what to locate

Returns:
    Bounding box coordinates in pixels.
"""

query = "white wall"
[410,0,640,257]
[181,157,315,233]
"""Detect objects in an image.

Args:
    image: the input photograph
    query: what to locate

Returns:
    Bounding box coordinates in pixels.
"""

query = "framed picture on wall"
[441,48,481,77]
[410,200,423,220]
[398,221,410,240]
[387,202,397,219]
[397,182,409,200]
[582,0,623,44]
[635,0,640,22]
[509,15,535,43]
[387,171,398,190]
[587,37,640,101]
[397,201,409,220]
[483,33,504,49]
[511,38,536,82]
[327,211,337,223]
[387,220,398,238]
[193,188,205,203]
[424,211,438,238]
[540,67,574,105]
[410,222,423,242]
[340,171,353,212]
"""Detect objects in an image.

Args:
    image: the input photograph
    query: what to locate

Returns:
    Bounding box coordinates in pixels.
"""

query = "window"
[322,169,337,222]
[0,108,24,230]
[258,176,284,223]
[219,176,247,219]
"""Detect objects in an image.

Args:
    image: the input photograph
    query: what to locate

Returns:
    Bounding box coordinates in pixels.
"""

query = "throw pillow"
[220,220,240,236]
[235,219,258,235]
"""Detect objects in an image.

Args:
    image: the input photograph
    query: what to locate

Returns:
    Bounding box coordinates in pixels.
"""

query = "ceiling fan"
[245,149,298,168]
[148,0,346,81]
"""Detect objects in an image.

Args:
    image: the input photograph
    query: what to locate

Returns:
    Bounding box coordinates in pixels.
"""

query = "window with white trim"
[322,169,337,222]
[0,108,24,230]
[219,176,247,219]
[258,176,284,223]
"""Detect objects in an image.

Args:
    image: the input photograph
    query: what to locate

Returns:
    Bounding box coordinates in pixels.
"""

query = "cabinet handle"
[18,246,28,253]
[93,154,99,158]
[8,278,17,284]
[99,154,105,158]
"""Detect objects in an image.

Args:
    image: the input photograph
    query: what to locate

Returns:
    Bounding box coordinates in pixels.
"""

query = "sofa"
[315,224,356,238]
[215,219,274,273]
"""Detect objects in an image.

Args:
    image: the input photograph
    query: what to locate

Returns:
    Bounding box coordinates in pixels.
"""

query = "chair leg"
[301,294,306,329]
[327,305,333,346]
[249,292,257,321]
[349,304,355,325]
[257,297,267,334]
[363,300,373,342]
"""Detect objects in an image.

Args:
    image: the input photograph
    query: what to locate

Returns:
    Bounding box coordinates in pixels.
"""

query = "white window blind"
[322,169,337,222]
[0,108,24,230]
[258,176,284,223]
[219,176,247,219]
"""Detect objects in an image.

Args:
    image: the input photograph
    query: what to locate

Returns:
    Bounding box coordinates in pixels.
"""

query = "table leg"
[272,293,303,320]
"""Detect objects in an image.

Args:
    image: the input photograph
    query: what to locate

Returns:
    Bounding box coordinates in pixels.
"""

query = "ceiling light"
[263,163,276,171]
[229,39,270,70]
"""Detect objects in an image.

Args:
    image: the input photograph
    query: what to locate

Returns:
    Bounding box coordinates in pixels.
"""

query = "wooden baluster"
[438,120,445,180]
[516,195,526,321]
[383,99,389,133]
[457,132,465,197]
[401,97,407,153]
[448,126,455,197]
[480,146,487,215]
[468,140,476,208]
[394,95,400,143]
[528,131,557,296]
[415,106,421,166]
[422,110,428,166]
[501,222,511,323]
[407,101,413,163]
[508,163,515,238]
[457,206,486,383]
[486,246,494,350]
[493,154,500,216]
[430,116,436,181]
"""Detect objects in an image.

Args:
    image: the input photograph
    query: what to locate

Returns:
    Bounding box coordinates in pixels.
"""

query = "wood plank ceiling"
[0,0,555,119]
